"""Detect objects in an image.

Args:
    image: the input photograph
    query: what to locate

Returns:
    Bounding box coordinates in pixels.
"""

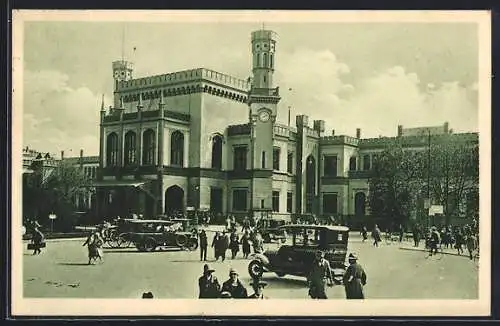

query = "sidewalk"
[398,243,469,257]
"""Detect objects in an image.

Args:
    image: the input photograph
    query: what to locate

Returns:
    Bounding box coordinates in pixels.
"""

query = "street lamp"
[49,213,57,234]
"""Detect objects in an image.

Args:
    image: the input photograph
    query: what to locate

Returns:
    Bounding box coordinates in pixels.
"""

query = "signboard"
[186,207,195,211]
[49,214,57,220]
[428,205,443,216]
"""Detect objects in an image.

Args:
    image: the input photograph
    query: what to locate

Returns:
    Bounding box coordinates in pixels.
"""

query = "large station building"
[92,28,478,225]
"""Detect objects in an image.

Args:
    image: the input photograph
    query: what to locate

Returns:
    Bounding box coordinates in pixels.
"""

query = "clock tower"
[248,29,281,214]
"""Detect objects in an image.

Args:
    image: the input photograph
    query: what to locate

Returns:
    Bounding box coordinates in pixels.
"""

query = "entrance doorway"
[210,187,223,213]
[165,185,184,215]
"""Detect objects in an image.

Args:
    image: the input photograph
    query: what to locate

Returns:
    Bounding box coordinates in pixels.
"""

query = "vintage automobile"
[255,218,287,243]
[247,224,349,284]
[119,219,199,252]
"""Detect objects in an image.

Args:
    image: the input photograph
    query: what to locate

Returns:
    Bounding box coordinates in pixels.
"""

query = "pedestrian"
[211,232,222,261]
[398,224,404,243]
[221,268,248,299]
[248,279,268,299]
[343,253,367,299]
[455,229,464,255]
[429,226,440,256]
[198,264,221,299]
[466,233,478,260]
[252,231,264,254]
[83,231,104,265]
[229,231,240,259]
[199,229,208,261]
[219,231,229,261]
[372,224,381,247]
[361,226,368,242]
[307,251,334,299]
[241,231,252,259]
[31,226,45,255]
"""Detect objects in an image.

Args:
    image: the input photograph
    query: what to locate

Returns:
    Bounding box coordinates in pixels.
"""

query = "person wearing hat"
[199,229,208,261]
[198,264,221,299]
[142,291,154,299]
[307,250,334,299]
[343,253,367,299]
[429,226,441,256]
[248,278,268,299]
[221,268,248,299]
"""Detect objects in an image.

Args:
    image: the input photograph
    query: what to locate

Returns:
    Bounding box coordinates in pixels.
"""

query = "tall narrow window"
[323,155,338,176]
[270,53,274,68]
[124,131,137,166]
[106,132,118,166]
[170,131,184,166]
[363,154,371,170]
[349,156,357,171]
[263,53,268,67]
[323,193,338,214]
[142,129,156,165]
[272,191,280,212]
[232,189,248,211]
[261,151,266,169]
[233,146,247,171]
[287,192,293,213]
[273,147,280,171]
[211,135,223,170]
[287,152,293,174]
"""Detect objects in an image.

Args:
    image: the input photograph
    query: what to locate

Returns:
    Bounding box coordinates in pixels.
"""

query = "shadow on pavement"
[259,275,308,289]
[57,262,91,266]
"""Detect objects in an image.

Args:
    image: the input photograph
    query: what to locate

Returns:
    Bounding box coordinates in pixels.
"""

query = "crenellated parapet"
[320,135,360,147]
[115,68,251,104]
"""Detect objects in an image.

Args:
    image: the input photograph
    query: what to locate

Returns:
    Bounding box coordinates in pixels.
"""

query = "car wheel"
[143,238,157,252]
[248,260,264,278]
[187,238,198,251]
[275,272,286,277]
[175,234,188,247]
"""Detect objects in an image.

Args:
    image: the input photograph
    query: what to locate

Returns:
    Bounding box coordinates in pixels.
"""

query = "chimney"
[331,129,335,136]
[61,150,65,160]
[444,121,449,134]
[296,115,309,129]
[313,120,325,136]
[397,125,403,137]
[356,128,361,139]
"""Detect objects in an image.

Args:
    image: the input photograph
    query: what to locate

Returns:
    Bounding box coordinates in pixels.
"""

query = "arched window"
[106,132,118,166]
[124,131,137,165]
[349,156,357,171]
[142,129,156,165]
[170,131,184,166]
[211,135,223,170]
[355,192,366,216]
[263,53,268,67]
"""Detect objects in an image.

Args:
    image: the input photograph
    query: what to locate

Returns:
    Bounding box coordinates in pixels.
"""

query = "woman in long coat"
[83,231,104,264]
[240,231,252,259]
[343,253,367,299]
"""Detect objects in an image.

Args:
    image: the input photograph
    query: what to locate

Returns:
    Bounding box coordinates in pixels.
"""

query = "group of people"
[198,264,268,299]
[197,228,265,262]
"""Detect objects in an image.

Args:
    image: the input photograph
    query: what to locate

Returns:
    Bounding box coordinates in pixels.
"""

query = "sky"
[22,19,480,157]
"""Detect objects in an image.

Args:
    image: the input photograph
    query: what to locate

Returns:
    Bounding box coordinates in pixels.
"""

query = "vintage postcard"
[11,10,491,317]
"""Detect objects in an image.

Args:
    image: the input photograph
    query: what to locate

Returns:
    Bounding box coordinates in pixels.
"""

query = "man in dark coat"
[199,230,208,261]
[343,253,367,299]
[372,224,381,247]
[248,279,268,299]
[221,268,248,299]
[198,264,221,298]
[229,231,240,259]
[211,232,222,261]
[217,231,229,261]
[307,251,334,299]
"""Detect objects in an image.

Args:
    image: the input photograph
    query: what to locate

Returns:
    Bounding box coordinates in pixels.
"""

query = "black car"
[255,218,287,243]
[248,224,349,284]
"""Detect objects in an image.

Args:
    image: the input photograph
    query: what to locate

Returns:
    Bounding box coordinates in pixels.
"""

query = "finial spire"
[100,94,105,111]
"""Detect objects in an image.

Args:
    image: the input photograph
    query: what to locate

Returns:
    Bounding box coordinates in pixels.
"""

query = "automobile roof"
[280,224,350,232]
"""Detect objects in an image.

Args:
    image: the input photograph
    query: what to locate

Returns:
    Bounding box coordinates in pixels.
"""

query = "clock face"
[259,111,270,122]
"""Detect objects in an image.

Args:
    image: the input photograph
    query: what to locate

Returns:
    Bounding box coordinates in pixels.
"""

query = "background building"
[89,28,479,226]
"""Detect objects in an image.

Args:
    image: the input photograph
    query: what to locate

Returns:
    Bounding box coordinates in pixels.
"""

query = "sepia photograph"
[11,10,491,316]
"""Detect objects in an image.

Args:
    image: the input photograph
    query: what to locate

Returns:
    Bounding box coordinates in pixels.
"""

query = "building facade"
[95,28,479,225]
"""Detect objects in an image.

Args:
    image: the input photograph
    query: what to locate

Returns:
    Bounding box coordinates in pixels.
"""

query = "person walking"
[428,226,441,256]
[229,231,240,259]
[466,233,478,260]
[252,231,264,254]
[31,226,45,255]
[343,253,367,299]
[455,229,464,255]
[361,226,368,242]
[198,264,221,299]
[307,251,334,299]
[199,229,208,261]
[221,268,248,299]
[83,231,104,265]
[398,224,404,243]
[219,231,229,261]
[211,232,222,261]
[372,224,381,247]
[241,231,252,259]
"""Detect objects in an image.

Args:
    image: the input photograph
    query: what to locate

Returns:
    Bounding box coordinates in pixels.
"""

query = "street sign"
[428,205,443,216]
[49,214,57,220]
